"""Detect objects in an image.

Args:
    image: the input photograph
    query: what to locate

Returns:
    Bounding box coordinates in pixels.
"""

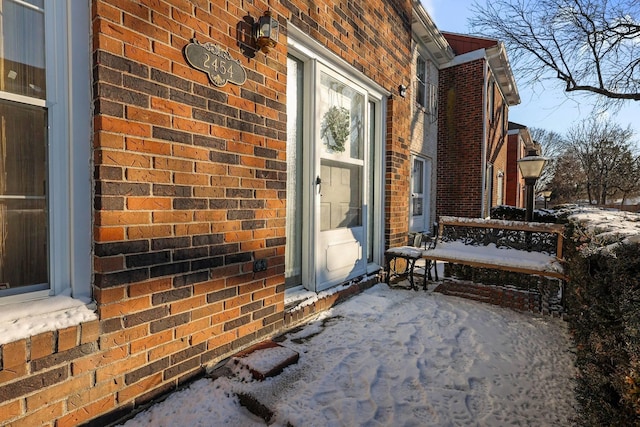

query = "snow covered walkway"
[122,283,577,426]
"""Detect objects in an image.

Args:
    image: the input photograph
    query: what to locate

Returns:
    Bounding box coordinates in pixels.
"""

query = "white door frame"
[409,155,432,233]
[287,26,387,292]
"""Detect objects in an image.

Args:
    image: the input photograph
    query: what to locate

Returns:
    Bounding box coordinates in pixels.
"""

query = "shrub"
[490,205,558,223]
[564,221,640,425]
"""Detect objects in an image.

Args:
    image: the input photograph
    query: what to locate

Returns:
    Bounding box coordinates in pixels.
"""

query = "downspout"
[480,52,488,218]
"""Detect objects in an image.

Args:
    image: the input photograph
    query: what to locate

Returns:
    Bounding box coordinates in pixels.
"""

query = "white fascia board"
[440,48,487,69]
[411,1,455,66]
[486,43,520,106]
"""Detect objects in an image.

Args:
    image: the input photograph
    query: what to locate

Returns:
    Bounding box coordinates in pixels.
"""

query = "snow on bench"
[423,216,567,280]
[385,216,567,290]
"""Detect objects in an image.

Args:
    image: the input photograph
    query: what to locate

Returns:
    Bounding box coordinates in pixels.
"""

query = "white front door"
[409,156,431,232]
[315,67,367,290]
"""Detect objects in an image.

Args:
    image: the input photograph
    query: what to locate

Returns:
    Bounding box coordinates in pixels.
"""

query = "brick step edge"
[229,340,300,381]
[434,280,541,313]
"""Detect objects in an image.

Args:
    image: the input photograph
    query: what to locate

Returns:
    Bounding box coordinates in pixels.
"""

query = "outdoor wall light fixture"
[517,154,547,221]
[398,84,407,98]
[254,10,279,54]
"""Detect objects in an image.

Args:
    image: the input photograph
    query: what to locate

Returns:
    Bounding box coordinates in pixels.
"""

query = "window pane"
[0,0,46,99]
[319,72,364,160]
[320,160,362,231]
[285,55,303,288]
[416,56,426,107]
[413,159,423,193]
[0,100,48,293]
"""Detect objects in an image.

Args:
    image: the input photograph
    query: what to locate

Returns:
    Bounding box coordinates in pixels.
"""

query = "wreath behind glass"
[321,105,350,153]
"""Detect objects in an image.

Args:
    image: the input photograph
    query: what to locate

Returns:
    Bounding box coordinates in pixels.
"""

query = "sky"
[423,0,640,142]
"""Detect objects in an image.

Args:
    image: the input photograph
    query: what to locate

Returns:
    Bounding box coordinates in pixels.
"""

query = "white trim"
[68,0,92,300]
[46,0,71,297]
[441,49,487,69]
[0,90,47,107]
[411,0,455,66]
[8,0,44,12]
[287,24,389,100]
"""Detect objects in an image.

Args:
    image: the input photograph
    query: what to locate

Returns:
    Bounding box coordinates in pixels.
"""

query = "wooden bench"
[423,216,567,281]
[385,216,567,291]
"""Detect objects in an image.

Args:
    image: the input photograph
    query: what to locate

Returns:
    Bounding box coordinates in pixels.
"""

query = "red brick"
[57,396,115,427]
[81,320,101,344]
[30,332,54,360]
[57,326,80,352]
[117,372,163,404]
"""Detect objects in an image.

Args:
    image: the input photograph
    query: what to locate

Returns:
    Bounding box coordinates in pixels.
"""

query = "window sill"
[0,294,97,346]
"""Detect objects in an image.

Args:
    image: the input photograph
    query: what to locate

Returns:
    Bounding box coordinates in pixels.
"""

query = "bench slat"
[439,216,564,234]
[421,254,566,279]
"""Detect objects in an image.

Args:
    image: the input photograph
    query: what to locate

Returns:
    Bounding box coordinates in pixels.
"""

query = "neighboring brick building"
[408,2,454,234]
[506,121,538,208]
[0,0,415,425]
[436,33,520,218]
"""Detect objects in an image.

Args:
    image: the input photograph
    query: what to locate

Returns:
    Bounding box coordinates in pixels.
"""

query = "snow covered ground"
[122,283,577,426]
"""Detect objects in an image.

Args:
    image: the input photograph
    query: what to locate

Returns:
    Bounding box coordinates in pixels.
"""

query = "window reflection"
[1,0,46,99]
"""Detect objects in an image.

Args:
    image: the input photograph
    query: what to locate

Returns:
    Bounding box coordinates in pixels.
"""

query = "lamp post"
[517,155,547,222]
[540,190,552,209]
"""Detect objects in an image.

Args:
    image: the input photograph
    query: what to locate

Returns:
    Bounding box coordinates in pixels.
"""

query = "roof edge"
[412,1,455,65]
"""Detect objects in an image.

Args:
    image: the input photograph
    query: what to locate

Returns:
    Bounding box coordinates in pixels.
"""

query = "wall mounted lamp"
[254,10,279,54]
[398,84,407,98]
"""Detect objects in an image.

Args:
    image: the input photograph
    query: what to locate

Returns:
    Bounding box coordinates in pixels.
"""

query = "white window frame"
[416,55,426,108]
[0,0,91,305]
[416,53,437,119]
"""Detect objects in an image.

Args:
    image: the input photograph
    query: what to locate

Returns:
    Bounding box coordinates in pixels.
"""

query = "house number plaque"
[184,39,247,87]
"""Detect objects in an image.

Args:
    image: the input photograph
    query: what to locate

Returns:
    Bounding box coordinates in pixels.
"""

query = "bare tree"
[609,152,640,205]
[549,150,587,203]
[470,0,640,102]
[564,117,637,204]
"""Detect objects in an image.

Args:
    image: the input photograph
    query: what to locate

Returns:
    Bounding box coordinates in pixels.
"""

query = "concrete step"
[227,340,300,381]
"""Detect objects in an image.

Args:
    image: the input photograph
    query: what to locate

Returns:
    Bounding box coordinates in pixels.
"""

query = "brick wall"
[485,78,508,210]
[505,133,519,206]
[436,58,486,218]
[0,0,412,425]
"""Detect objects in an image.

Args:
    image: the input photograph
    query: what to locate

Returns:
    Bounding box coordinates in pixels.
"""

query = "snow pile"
[564,206,640,254]
[122,283,577,426]
[0,294,96,346]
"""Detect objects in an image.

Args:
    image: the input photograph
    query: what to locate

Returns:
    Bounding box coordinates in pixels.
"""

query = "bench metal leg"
[385,254,419,290]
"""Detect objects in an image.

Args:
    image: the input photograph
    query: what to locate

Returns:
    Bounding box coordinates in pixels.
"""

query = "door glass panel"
[320,159,362,231]
[285,56,303,288]
[319,72,364,160]
[0,0,46,98]
[412,159,424,216]
[0,99,48,293]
